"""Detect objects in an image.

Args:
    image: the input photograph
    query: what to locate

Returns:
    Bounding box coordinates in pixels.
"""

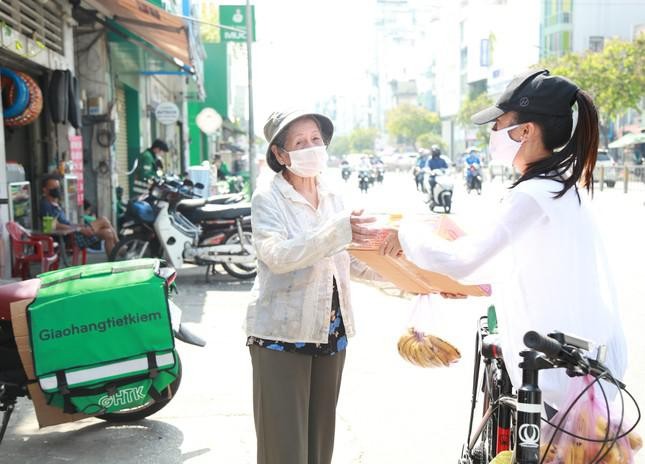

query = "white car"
[595,150,617,188]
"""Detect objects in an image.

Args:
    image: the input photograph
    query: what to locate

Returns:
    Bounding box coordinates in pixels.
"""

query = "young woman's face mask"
[489,124,523,166]
[283,145,329,178]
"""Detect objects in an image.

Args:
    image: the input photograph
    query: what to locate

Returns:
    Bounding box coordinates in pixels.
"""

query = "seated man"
[40,174,117,259]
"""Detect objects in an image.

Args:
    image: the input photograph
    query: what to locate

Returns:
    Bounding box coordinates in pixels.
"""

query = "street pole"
[246,0,256,193]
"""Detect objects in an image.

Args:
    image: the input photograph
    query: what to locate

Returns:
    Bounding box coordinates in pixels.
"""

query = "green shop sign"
[219,5,256,42]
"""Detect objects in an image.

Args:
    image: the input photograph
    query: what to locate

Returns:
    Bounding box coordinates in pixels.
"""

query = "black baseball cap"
[471,69,579,125]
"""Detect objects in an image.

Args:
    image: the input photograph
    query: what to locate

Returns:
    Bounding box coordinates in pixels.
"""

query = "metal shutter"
[115,86,130,198]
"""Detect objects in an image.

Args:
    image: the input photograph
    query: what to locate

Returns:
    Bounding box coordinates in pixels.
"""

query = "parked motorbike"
[111,178,257,280]
[465,163,483,195]
[358,169,371,193]
[0,269,205,444]
[425,168,454,213]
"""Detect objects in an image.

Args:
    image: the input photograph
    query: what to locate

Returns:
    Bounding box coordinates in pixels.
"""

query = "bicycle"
[459,308,640,464]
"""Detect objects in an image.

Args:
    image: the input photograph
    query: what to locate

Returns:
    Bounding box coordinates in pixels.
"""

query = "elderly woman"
[246,110,380,464]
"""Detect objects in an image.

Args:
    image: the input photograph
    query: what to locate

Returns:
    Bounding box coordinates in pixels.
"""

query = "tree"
[416,132,446,151]
[456,93,493,147]
[199,3,220,43]
[349,127,379,153]
[328,135,351,157]
[386,104,441,144]
[539,37,645,145]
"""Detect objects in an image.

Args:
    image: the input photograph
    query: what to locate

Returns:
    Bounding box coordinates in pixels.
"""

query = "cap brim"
[471,105,505,125]
[265,112,334,161]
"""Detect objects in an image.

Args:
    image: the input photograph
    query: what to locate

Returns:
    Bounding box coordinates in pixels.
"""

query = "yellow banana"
[431,335,461,363]
[539,443,557,463]
[628,431,643,451]
[563,444,572,464]
[572,442,585,464]
[429,341,450,367]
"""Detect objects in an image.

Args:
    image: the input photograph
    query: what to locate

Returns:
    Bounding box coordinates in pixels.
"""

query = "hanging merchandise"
[47,69,69,124]
[4,72,43,127]
[0,67,30,119]
[67,73,82,129]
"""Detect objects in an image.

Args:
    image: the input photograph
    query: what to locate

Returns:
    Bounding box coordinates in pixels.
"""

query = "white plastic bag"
[396,294,463,368]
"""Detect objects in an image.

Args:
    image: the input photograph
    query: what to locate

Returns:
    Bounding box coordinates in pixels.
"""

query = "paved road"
[3,170,644,463]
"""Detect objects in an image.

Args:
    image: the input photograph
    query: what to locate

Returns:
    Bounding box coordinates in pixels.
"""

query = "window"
[589,36,604,52]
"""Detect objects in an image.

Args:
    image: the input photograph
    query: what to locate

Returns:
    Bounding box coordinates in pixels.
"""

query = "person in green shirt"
[136,139,168,181]
[213,154,231,180]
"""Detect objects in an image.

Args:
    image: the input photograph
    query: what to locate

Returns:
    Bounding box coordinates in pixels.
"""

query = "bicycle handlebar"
[523,330,563,359]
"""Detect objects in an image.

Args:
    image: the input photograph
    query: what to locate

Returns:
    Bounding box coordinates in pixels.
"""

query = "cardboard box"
[350,215,491,297]
[10,299,98,428]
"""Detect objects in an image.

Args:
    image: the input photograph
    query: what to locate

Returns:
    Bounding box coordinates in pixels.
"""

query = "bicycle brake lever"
[588,358,626,389]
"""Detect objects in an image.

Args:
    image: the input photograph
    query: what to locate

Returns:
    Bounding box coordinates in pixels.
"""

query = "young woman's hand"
[350,209,378,244]
[378,229,402,257]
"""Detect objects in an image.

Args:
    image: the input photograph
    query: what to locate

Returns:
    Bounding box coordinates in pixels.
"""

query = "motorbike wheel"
[443,194,452,214]
[109,236,157,262]
[222,230,257,280]
[98,359,181,423]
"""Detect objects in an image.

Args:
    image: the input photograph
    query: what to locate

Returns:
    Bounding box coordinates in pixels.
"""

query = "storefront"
[75,0,202,205]
[0,0,78,277]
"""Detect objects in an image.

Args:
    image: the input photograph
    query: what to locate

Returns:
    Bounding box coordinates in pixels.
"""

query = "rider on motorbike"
[415,150,430,191]
[427,145,449,199]
[340,156,352,180]
[464,148,482,189]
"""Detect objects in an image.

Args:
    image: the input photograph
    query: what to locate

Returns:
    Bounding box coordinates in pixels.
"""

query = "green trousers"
[249,345,346,464]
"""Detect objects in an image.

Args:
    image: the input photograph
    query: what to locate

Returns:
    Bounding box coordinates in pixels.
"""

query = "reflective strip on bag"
[39,352,175,392]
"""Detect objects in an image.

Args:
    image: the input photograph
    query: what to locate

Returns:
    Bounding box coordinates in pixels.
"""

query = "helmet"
[431,145,441,157]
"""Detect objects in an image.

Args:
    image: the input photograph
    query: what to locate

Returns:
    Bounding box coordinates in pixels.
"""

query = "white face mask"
[489,124,523,166]
[283,145,328,177]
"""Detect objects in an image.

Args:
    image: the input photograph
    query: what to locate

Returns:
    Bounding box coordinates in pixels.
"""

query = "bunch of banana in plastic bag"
[397,327,461,367]
[540,408,642,464]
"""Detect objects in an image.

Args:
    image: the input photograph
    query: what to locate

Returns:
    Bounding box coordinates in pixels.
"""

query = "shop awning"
[99,0,191,66]
[608,132,645,149]
[223,119,247,135]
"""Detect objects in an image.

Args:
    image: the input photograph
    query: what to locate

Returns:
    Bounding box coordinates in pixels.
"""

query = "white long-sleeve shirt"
[245,172,378,343]
[399,178,627,408]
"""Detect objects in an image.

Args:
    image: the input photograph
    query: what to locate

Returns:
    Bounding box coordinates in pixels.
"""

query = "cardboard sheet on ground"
[10,299,99,428]
[350,215,491,297]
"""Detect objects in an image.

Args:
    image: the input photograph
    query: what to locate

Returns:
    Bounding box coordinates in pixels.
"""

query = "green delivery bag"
[27,258,178,415]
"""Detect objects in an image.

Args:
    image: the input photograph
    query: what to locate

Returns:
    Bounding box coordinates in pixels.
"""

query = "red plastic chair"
[6,222,60,280]
[67,233,87,266]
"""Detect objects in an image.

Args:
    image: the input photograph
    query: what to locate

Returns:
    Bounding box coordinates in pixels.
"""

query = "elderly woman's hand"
[350,209,378,245]
[378,229,402,257]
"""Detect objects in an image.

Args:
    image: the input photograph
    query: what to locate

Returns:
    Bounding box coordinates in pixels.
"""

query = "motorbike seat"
[188,203,252,221]
[207,193,244,204]
[177,198,207,212]
[0,279,41,321]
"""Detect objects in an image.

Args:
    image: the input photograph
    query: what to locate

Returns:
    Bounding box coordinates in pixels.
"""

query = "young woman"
[380,69,627,409]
